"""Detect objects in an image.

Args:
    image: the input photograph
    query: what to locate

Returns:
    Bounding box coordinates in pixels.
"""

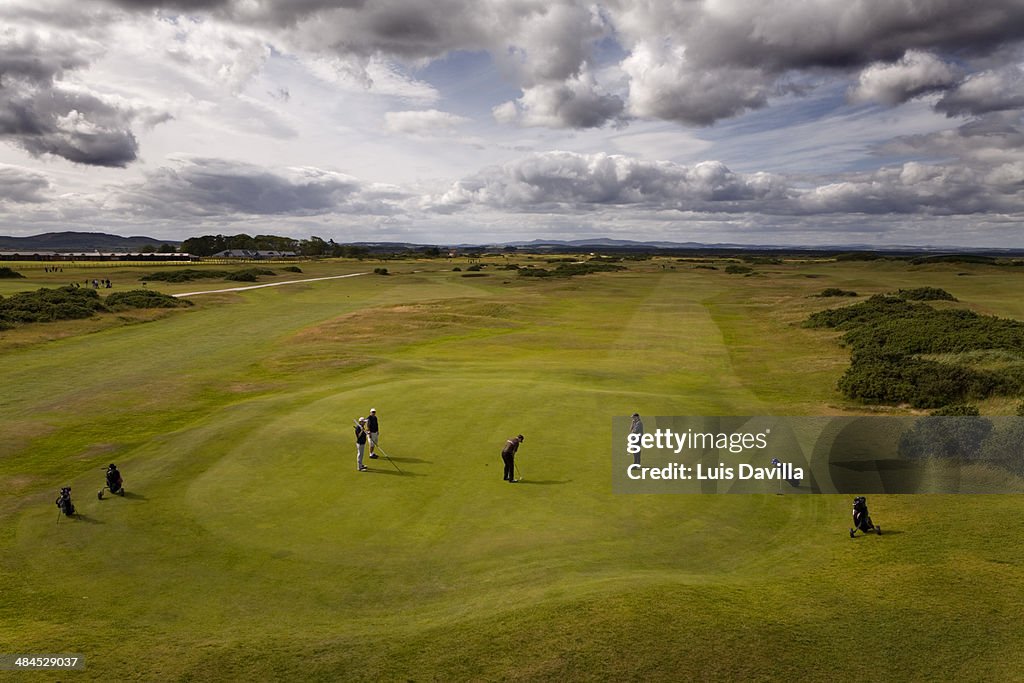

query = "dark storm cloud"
[0,165,51,203]
[665,0,1024,72]
[117,158,395,218]
[0,29,149,166]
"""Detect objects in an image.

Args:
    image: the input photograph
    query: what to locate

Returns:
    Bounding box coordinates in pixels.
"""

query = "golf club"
[352,419,402,473]
[514,463,523,483]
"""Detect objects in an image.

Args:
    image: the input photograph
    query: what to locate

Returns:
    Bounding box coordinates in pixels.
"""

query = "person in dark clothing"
[501,434,524,482]
[366,408,379,458]
[355,418,369,471]
[99,463,124,499]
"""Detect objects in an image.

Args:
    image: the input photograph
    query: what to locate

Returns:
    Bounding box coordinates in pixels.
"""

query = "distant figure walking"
[355,418,369,471]
[629,412,644,465]
[502,434,524,483]
[367,408,379,458]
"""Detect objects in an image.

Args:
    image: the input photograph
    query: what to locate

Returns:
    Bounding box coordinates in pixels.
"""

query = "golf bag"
[56,487,75,517]
[99,464,124,499]
[850,496,881,537]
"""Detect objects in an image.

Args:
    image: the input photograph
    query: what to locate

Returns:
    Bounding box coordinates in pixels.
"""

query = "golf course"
[2,255,1023,681]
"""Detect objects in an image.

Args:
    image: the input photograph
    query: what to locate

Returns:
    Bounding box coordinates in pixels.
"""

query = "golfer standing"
[367,408,379,459]
[355,417,369,471]
[502,434,524,483]
[630,412,644,465]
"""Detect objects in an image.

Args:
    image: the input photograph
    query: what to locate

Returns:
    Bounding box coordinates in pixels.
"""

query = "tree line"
[179,234,370,258]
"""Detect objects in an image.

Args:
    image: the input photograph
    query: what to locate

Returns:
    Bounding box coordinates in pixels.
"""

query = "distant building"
[0,251,197,262]
[210,249,298,259]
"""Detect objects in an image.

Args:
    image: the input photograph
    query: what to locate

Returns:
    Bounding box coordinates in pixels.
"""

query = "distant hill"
[0,232,180,252]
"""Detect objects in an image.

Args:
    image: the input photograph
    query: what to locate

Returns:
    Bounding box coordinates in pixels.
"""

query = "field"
[2,256,1023,681]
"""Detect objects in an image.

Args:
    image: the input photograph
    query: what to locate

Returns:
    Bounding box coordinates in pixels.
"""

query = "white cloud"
[850,50,960,105]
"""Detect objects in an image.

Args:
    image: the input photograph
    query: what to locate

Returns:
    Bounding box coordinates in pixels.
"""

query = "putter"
[352,419,402,473]
[514,463,523,482]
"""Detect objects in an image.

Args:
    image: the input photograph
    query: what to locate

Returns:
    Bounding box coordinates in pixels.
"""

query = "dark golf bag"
[850,496,880,536]
[99,465,124,499]
[56,487,75,517]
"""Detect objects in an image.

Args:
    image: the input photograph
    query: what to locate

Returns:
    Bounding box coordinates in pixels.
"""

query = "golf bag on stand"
[56,487,76,518]
[850,496,881,537]
[98,464,124,499]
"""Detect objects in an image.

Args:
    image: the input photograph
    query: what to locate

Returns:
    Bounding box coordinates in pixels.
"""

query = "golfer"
[629,412,643,465]
[502,434,524,483]
[367,408,379,458]
[355,417,369,471]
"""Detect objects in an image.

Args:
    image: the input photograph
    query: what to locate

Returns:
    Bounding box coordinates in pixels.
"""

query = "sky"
[1,0,1023,247]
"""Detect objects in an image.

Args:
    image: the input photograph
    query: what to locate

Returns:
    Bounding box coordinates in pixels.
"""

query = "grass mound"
[225,268,276,282]
[140,268,275,283]
[895,286,957,301]
[0,266,25,279]
[815,287,858,297]
[141,269,232,282]
[517,262,626,278]
[106,290,194,309]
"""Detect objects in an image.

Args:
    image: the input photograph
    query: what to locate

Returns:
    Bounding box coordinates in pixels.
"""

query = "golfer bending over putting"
[502,434,524,483]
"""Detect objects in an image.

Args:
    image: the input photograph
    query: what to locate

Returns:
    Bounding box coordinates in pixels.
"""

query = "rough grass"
[2,256,1024,680]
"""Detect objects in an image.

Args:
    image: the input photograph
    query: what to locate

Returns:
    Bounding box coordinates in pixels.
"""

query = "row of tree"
[178,234,372,258]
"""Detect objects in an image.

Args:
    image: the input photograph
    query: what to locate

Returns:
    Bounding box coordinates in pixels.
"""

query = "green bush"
[106,290,193,309]
[808,294,1024,408]
[816,288,858,297]
[929,404,980,416]
[226,268,275,282]
[724,265,753,274]
[0,286,107,324]
[896,287,957,301]
[373,267,389,276]
[282,266,303,273]
[141,269,231,283]
[0,267,25,279]
[909,254,997,265]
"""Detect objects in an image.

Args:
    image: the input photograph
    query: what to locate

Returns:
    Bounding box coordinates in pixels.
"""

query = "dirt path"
[173,272,370,297]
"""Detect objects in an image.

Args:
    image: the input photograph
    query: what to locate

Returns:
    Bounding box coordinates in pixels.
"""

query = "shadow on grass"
[850,529,902,537]
[515,479,572,485]
[121,491,148,501]
[70,513,103,524]
[365,468,426,477]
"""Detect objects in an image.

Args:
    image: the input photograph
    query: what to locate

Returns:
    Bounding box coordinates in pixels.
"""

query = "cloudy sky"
[1,0,1023,246]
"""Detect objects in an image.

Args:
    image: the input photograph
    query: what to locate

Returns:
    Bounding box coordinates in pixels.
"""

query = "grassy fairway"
[2,257,1023,680]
